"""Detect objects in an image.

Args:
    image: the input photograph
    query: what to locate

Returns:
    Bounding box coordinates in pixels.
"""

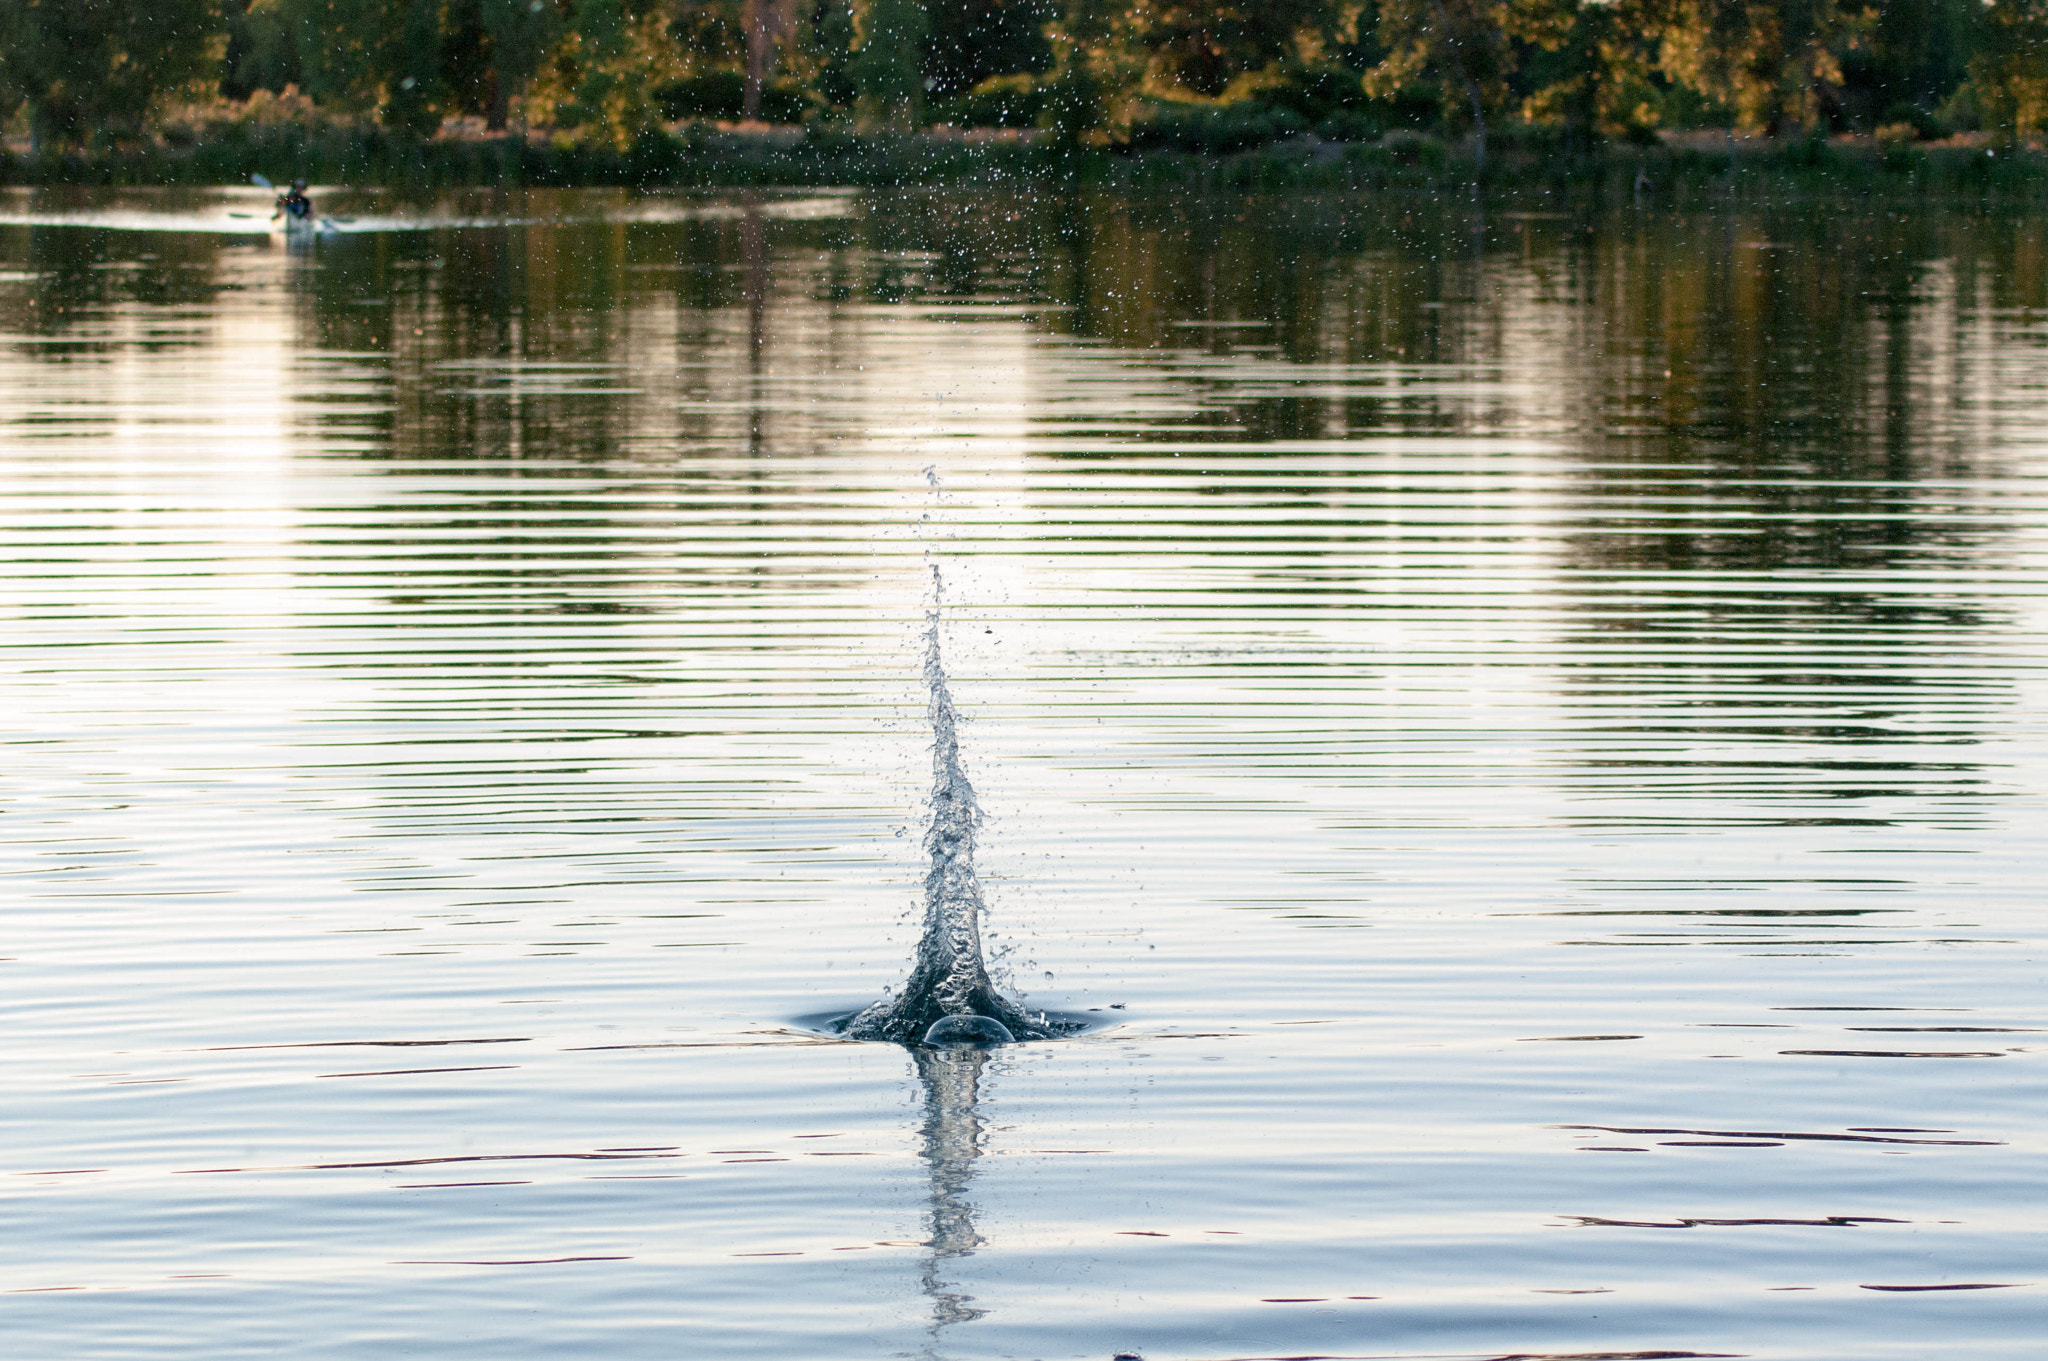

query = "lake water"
[2,185,2045,1360]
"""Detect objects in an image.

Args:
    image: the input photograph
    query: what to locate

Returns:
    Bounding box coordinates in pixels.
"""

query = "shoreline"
[4,124,2044,198]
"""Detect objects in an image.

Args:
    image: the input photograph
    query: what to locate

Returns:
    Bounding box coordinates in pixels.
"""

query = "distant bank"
[4,124,2044,199]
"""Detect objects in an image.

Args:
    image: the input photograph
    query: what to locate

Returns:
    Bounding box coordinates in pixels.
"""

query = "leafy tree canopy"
[3,0,2040,150]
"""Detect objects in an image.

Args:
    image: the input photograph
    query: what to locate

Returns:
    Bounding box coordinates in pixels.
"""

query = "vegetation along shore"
[5,0,2048,193]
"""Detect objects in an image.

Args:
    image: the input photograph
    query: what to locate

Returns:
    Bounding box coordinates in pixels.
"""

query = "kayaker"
[274,180,313,224]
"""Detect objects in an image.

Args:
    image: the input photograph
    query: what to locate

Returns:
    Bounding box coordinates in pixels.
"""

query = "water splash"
[843,607,1064,1044]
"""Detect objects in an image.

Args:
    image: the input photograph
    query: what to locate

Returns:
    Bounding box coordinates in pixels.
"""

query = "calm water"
[2,185,2045,1360]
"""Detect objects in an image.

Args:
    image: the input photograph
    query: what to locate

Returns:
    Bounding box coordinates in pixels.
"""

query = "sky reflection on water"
[0,187,2045,1360]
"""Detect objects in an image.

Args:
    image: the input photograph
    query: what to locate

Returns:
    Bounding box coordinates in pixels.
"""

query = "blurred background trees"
[1651,0,1870,136]
[1965,0,2048,136]
[0,0,226,152]
[4,0,2043,153]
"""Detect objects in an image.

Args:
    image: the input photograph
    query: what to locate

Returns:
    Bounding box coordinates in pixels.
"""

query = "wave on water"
[839,604,1076,1047]
[0,208,279,236]
[0,193,851,237]
[0,208,545,236]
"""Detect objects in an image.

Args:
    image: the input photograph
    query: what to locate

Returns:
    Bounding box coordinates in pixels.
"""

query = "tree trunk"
[1468,89,1486,175]
[1430,0,1486,177]
[743,0,770,121]
[486,68,508,133]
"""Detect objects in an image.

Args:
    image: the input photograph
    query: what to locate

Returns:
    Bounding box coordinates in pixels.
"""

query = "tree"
[847,0,928,128]
[278,0,455,137]
[1037,0,1344,143]
[382,0,450,137]
[1110,0,1341,98]
[741,0,800,120]
[1039,0,1147,141]
[1365,0,1512,167]
[480,0,565,128]
[524,0,684,145]
[221,0,303,102]
[0,0,225,152]
[4,0,2020,154]
[1510,0,1665,143]
[923,0,1054,101]
[1963,0,2048,137]
[1837,0,1974,126]
[272,0,418,122]
[1653,0,1872,136]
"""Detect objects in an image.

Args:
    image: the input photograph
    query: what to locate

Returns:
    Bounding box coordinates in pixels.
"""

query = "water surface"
[2,185,2045,1360]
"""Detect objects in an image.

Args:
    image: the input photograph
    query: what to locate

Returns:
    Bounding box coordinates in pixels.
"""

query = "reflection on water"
[2,187,2047,1360]
[914,1046,994,1341]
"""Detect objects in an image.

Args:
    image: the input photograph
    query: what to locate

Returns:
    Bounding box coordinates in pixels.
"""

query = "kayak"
[272,214,338,243]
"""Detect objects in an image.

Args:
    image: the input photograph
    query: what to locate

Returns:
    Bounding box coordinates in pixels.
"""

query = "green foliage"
[271,0,402,115]
[1836,0,1976,128]
[1366,0,1512,137]
[847,0,928,128]
[1963,1,2048,138]
[655,69,818,122]
[940,73,1048,128]
[1878,99,1953,142]
[221,0,300,101]
[22,95,2048,196]
[381,0,450,137]
[1238,62,1380,125]
[1038,0,1132,142]
[1114,0,1346,98]
[15,0,2048,167]
[793,0,859,108]
[924,0,1054,100]
[1127,99,1310,154]
[481,0,564,124]
[1511,0,1663,142]
[529,0,686,146]
[0,0,227,151]
[483,0,563,85]
[1653,0,1871,136]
